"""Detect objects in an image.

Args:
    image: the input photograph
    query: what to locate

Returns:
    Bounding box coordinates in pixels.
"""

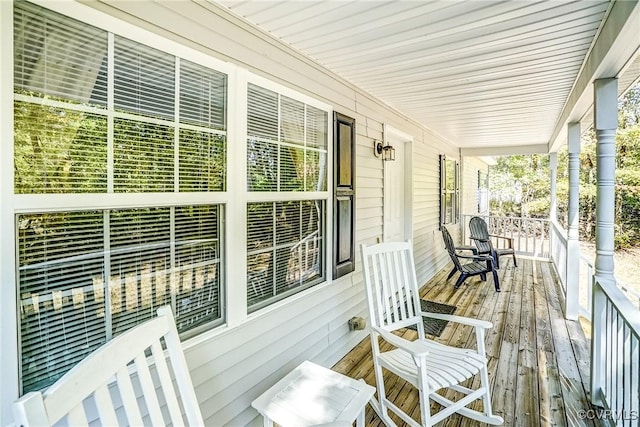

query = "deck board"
[332,257,599,426]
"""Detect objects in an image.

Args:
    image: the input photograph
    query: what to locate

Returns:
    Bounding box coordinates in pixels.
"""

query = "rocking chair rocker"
[360,241,503,427]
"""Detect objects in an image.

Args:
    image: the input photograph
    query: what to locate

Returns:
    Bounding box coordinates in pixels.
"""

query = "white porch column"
[549,153,557,221]
[591,77,618,406]
[565,122,581,320]
[548,153,557,265]
[593,78,617,282]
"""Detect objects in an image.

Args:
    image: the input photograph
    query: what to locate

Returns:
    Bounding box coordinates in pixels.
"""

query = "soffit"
[215,0,615,151]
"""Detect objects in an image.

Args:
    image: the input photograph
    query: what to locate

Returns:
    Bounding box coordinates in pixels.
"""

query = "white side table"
[252,360,375,427]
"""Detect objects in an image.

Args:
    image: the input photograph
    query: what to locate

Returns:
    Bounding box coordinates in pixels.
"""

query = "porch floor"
[333,257,599,427]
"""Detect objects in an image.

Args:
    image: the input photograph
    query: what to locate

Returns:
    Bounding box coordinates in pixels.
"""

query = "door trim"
[383,124,413,243]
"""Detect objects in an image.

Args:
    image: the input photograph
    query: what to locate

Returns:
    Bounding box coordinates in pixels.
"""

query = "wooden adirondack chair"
[361,242,503,427]
[360,240,503,427]
[468,216,517,269]
[442,226,500,291]
[13,306,203,427]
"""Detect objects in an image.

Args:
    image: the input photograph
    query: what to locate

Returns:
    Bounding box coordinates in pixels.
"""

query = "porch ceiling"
[215,0,640,155]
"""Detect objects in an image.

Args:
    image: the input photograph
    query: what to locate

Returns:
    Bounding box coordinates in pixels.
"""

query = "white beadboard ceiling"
[215,0,640,153]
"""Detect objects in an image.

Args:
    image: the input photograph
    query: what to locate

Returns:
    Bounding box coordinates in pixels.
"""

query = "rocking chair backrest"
[360,241,423,334]
[441,226,463,270]
[13,306,204,427]
[469,216,492,253]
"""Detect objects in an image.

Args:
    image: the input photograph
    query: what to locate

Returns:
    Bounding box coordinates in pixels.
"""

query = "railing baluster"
[590,279,640,424]
[634,337,640,427]
[624,324,631,427]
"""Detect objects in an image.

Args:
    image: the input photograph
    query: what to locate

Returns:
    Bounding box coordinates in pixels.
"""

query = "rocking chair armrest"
[420,311,493,330]
[371,325,430,357]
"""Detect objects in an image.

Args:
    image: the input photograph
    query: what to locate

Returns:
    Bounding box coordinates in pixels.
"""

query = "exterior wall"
[0,1,488,424]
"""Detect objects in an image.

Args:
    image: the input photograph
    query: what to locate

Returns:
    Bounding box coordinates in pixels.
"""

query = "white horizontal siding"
[6,1,484,425]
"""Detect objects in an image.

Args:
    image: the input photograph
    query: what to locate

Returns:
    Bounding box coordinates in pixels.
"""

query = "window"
[333,113,356,279]
[14,2,226,393]
[439,155,459,226]
[478,171,489,213]
[245,83,329,311]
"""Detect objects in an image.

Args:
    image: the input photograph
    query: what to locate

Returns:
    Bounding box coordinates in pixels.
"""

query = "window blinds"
[18,206,222,393]
[246,200,324,310]
[14,5,228,195]
[246,83,328,310]
[247,84,328,192]
[14,2,226,394]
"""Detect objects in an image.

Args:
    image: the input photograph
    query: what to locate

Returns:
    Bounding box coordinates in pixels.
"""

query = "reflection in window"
[246,200,325,311]
[247,84,328,192]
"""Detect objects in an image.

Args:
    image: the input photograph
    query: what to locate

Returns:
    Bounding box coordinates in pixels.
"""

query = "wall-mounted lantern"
[374,140,395,161]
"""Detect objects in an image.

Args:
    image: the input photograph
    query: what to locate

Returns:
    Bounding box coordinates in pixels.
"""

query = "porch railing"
[462,214,640,425]
[591,278,640,425]
[549,220,568,293]
[578,256,640,318]
[461,214,550,258]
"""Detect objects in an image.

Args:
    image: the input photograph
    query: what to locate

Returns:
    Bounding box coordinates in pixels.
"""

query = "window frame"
[8,0,335,397]
[244,73,332,312]
[11,0,235,394]
[439,154,460,227]
[478,170,489,214]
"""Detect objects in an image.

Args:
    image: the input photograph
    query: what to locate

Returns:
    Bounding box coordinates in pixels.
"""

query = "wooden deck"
[333,257,599,427]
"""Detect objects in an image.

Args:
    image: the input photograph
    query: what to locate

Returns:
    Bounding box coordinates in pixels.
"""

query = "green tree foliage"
[490,83,640,248]
[489,154,551,218]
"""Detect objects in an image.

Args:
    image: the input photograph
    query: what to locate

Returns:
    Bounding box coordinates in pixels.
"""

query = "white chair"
[360,241,503,427]
[13,306,204,427]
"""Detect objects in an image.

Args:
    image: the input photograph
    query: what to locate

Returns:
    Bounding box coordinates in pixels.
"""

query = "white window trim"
[1,0,18,417]
[243,71,333,314]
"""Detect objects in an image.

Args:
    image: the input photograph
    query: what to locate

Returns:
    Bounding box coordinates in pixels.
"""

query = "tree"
[490,82,640,248]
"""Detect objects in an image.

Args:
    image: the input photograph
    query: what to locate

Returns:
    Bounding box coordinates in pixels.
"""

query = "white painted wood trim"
[565,122,581,320]
[548,0,640,152]
[226,67,249,328]
[383,124,413,243]
[460,143,549,156]
[593,78,618,281]
[0,0,18,423]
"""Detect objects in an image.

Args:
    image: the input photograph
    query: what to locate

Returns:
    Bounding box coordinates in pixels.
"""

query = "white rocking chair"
[13,306,204,427]
[360,241,503,427]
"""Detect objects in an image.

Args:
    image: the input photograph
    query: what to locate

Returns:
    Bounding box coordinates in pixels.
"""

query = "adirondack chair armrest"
[420,311,493,330]
[488,234,514,247]
[469,236,490,243]
[456,253,493,262]
[371,325,430,357]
